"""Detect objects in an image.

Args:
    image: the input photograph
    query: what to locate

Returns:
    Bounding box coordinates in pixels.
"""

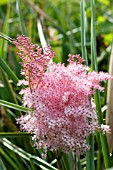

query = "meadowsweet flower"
[14,35,112,156]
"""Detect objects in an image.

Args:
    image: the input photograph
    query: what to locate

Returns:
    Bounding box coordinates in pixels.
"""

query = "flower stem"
[74,152,76,170]
[57,156,62,170]
[53,150,62,170]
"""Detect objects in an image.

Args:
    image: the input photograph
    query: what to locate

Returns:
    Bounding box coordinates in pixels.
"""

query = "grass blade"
[76,156,82,170]
[0,3,10,60]
[0,132,30,138]
[0,58,19,85]
[90,0,111,168]
[37,19,47,49]
[16,0,27,36]
[1,69,21,116]
[0,148,20,170]
[91,0,98,71]
[61,152,74,170]
[81,0,88,64]
[1,138,58,170]
[0,99,32,112]
[80,0,94,169]
[0,32,13,43]
[0,159,7,170]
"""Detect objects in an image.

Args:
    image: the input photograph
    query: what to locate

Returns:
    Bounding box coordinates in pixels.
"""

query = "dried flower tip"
[68,54,86,64]
[75,54,86,64]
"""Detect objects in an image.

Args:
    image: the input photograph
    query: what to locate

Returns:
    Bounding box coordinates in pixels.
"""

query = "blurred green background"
[0,0,113,170]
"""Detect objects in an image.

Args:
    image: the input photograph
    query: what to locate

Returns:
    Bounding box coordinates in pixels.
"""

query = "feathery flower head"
[14,35,55,89]
[14,35,112,156]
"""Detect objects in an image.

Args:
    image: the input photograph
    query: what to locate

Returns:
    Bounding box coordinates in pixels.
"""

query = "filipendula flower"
[14,35,112,156]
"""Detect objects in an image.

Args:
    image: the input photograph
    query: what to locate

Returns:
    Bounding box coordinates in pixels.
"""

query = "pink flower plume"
[14,35,112,156]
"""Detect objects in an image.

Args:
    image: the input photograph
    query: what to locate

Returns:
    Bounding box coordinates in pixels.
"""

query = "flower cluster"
[14,35,112,156]
[13,35,55,89]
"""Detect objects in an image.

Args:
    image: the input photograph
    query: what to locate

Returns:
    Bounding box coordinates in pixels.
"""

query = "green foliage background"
[0,0,113,170]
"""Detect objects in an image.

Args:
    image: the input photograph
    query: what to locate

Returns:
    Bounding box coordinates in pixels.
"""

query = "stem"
[53,150,62,170]
[0,32,13,43]
[57,157,62,170]
[74,152,76,170]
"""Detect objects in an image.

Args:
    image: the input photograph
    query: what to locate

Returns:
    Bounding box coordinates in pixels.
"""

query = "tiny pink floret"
[100,124,111,134]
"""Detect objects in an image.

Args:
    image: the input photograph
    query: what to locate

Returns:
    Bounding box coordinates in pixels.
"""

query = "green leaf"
[1,69,21,116]
[37,19,47,50]
[0,159,7,170]
[76,156,82,170]
[81,0,88,65]
[0,2,10,60]
[0,58,19,85]
[0,132,30,138]
[0,99,32,112]
[1,138,58,170]
[61,152,74,170]
[17,0,26,36]
[90,0,111,168]
[0,149,20,170]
